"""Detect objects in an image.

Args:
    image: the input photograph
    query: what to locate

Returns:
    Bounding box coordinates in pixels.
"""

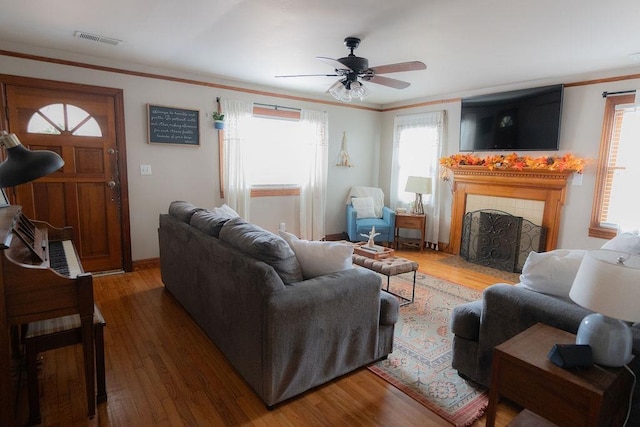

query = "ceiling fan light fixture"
[328,79,369,103]
[328,79,352,102]
[350,81,369,100]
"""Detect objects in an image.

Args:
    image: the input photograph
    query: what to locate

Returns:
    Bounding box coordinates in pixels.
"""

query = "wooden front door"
[1,76,131,273]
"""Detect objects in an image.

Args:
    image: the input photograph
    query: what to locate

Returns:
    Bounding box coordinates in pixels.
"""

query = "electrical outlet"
[140,164,152,175]
[571,173,583,186]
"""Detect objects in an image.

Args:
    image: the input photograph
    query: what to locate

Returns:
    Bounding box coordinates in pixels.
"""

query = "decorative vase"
[214,120,224,130]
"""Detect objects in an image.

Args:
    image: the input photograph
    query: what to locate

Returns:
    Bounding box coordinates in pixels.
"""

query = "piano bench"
[25,304,107,425]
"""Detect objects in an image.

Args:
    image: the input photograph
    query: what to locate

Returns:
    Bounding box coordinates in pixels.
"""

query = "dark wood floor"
[14,249,520,426]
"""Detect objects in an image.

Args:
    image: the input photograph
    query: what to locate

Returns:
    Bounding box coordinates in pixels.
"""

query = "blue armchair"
[346,187,396,245]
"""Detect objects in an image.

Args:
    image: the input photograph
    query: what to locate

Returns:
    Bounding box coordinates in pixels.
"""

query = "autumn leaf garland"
[439,152,589,173]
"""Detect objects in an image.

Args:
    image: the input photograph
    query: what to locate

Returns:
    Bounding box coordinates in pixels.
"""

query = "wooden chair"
[25,304,107,425]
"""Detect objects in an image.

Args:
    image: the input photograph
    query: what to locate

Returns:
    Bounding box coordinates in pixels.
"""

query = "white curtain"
[299,109,328,240]
[390,111,446,249]
[220,98,253,219]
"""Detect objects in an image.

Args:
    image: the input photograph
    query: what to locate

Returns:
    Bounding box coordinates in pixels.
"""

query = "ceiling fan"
[275,37,427,102]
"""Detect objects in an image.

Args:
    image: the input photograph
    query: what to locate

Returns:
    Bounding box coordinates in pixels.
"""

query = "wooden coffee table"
[486,323,634,427]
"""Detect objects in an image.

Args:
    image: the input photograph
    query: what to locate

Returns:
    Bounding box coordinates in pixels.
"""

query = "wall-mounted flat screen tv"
[460,84,564,151]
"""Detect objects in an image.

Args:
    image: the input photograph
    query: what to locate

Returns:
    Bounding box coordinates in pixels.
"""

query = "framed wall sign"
[147,104,200,146]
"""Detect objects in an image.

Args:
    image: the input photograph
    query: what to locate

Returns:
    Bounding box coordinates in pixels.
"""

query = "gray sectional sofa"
[158,201,399,407]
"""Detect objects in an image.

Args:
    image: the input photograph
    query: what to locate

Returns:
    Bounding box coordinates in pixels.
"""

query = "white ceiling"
[2,0,640,105]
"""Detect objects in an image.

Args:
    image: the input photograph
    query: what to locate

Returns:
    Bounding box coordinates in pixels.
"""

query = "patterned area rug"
[368,272,488,427]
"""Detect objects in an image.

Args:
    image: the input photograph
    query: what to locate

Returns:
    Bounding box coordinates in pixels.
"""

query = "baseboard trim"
[133,257,160,270]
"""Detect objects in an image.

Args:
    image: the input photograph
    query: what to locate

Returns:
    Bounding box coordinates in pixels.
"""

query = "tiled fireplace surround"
[448,167,575,255]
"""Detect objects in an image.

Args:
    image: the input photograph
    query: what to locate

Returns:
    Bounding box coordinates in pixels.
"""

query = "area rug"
[368,272,488,427]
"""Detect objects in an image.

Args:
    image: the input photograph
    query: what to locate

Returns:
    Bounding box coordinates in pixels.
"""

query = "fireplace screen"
[460,210,546,273]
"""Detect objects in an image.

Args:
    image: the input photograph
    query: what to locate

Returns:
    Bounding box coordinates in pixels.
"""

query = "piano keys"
[0,205,94,427]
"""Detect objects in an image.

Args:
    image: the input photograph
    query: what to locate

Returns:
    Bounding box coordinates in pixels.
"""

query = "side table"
[486,323,634,427]
[394,213,426,252]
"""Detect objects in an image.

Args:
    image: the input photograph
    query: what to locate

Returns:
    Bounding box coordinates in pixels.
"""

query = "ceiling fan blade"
[366,75,411,89]
[317,56,353,71]
[275,73,339,78]
[369,61,426,74]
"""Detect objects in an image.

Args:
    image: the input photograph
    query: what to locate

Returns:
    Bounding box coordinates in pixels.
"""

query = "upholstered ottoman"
[352,255,418,305]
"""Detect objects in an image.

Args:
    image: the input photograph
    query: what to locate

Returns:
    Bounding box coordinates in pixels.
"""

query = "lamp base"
[414,193,424,215]
[575,313,633,367]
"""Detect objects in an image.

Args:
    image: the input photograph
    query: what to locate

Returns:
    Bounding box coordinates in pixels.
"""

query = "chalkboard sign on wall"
[147,104,200,145]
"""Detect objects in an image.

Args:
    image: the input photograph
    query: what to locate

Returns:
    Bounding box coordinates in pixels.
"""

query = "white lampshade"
[570,249,640,322]
[404,176,432,195]
[569,249,640,366]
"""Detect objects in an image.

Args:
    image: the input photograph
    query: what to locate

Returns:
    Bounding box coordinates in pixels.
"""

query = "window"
[390,112,443,207]
[390,111,445,248]
[394,125,439,204]
[590,94,640,237]
[218,99,328,236]
[27,103,102,136]
[244,107,304,195]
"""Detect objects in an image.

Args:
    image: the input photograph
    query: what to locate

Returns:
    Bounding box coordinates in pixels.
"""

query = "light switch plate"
[140,164,152,175]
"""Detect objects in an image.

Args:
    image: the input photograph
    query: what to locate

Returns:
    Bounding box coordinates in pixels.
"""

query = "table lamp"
[0,132,64,188]
[569,249,640,367]
[404,176,431,215]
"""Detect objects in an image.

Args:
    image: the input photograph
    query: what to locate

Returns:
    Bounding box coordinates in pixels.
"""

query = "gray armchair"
[346,186,396,244]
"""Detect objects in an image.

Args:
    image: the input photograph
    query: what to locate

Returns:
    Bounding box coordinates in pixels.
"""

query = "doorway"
[1,75,131,273]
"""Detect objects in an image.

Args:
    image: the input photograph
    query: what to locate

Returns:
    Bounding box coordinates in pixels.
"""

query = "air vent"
[74,31,123,46]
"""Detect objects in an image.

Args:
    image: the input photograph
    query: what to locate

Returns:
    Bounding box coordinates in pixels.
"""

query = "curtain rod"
[602,90,636,98]
[253,102,301,112]
[215,97,301,112]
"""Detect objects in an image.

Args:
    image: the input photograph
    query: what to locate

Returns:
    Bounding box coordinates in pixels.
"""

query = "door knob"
[107,181,117,188]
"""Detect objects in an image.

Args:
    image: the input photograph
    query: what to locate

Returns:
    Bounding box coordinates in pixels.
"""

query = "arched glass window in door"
[27,103,102,137]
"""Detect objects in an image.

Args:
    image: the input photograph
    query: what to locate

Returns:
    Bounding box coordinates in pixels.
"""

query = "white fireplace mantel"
[448,167,576,255]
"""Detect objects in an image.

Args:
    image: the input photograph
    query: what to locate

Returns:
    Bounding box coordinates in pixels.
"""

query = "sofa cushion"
[220,217,303,284]
[602,231,640,254]
[519,249,586,298]
[351,197,377,219]
[190,209,234,238]
[279,231,353,279]
[168,201,204,223]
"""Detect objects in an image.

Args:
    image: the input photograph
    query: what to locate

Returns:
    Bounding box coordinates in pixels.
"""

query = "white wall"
[378,77,640,251]
[0,51,380,261]
[3,47,640,261]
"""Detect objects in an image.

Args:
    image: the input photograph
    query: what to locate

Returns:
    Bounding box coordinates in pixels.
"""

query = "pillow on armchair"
[351,197,377,219]
[518,249,586,298]
[601,231,640,254]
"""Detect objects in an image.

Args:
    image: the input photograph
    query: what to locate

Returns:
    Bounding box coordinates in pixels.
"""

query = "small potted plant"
[212,112,225,130]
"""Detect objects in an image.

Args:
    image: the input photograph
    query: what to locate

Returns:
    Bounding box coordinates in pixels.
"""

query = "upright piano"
[0,205,94,427]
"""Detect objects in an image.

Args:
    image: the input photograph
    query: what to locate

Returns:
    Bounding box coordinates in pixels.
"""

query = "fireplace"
[448,167,574,256]
[460,210,546,273]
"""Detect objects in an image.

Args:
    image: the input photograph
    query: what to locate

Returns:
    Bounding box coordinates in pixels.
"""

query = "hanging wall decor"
[336,131,354,167]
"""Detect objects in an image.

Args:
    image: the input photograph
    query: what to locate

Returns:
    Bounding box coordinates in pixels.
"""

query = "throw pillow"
[351,197,377,219]
[214,203,240,218]
[219,218,303,284]
[519,249,586,298]
[601,231,640,254]
[279,231,354,279]
[190,210,233,238]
